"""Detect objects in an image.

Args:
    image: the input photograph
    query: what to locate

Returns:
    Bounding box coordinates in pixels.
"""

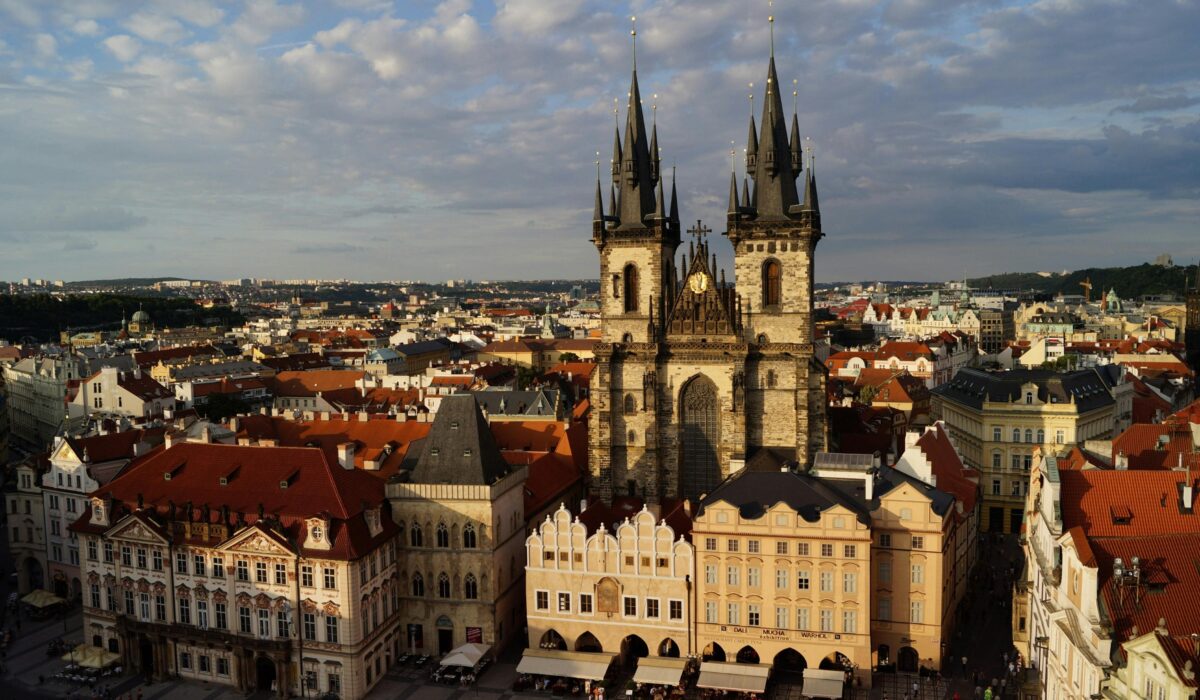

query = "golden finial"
[613,97,618,128]
[652,93,658,126]
[595,151,601,180]
[806,136,815,172]
[793,78,798,114]
[631,15,637,70]
[769,0,775,57]
[748,82,755,117]
[730,140,736,172]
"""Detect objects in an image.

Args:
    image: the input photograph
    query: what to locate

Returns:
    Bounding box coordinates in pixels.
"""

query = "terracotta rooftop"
[1059,469,1200,537]
[270,369,365,396]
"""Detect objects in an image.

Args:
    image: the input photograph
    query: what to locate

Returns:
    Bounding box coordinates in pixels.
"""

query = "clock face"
[687,272,710,294]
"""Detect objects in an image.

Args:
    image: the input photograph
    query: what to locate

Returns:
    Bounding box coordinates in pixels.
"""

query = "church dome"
[131,309,151,323]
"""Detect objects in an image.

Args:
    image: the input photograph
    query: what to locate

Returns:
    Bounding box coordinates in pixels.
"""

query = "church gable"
[665,236,739,338]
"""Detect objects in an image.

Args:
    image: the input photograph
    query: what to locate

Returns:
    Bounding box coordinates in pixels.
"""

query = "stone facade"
[5,456,47,594]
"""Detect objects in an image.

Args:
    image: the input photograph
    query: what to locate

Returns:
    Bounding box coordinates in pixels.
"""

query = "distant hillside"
[64,277,196,287]
[0,294,244,342]
[969,263,1197,299]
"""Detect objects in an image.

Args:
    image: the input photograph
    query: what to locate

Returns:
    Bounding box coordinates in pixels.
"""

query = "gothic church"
[589,43,828,502]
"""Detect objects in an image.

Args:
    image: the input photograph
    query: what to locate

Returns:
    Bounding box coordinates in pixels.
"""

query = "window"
[217,658,229,676]
[911,536,924,550]
[844,544,856,558]
[121,546,132,566]
[819,609,833,632]
[87,540,97,561]
[705,564,717,585]
[819,571,834,593]
[900,508,912,521]
[558,592,571,612]
[992,451,1002,469]
[842,610,857,633]
[437,573,450,598]
[277,610,289,638]
[215,602,226,630]
[992,479,1001,495]
[412,573,425,597]
[843,572,857,594]
[775,541,788,555]
[580,593,593,614]
[705,601,718,623]
[175,551,186,573]
[1012,428,1020,442]
[820,543,833,557]
[275,563,287,585]
[258,609,270,638]
[623,264,639,313]
[156,596,167,622]
[303,612,316,641]
[797,542,810,556]
[535,590,548,610]
[193,555,205,577]
[436,523,449,548]
[879,533,891,547]
[911,564,924,584]
[323,567,336,589]
[462,524,477,548]
[910,600,924,623]
[328,673,342,695]
[646,599,660,619]
[726,567,739,586]
[301,565,313,587]
[197,600,209,629]
[212,557,223,578]
[1055,429,1065,444]
[199,655,210,674]
[180,652,191,670]
[239,607,251,634]
[1012,454,1022,470]
[410,523,423,547]
[879,561,892,583]
[1036,429,1045,443]
[90,584,101,608]
[776,569,788,589]
[762,259,782,308]
[236,560,249,581]
[879,597,891,621]
[797,608,810,630]
[624,596,637,617]
[1025,391,1033,405]
[727,539,739,553]
[704,537,717,551]
[255,562,267,583]
[747,539,760,554]
[178,598,191,625]
[726,603,739,625]
[1024,429,1033,443]
[103,542,113,563]
[747,603,760,627]
[623,393,637,415]
[669,600,683,620]
[993,426,1002,441]
[1012,480,1022,496]
[775,606,788,629]
[797,571,810,590]
[124,590,135,615]
[747,567,761,588]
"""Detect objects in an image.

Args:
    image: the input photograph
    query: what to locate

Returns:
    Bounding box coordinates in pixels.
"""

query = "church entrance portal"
[680,375,721,499]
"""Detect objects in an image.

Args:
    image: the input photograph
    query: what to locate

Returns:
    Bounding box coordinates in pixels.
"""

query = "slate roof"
[395,338,453,357]
[472,389,559,417]
[409,394,510,486]
[171,360,270,381]
[933,367,1116,413]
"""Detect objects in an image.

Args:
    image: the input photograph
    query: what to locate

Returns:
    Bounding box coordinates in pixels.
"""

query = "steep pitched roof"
[1059,469,1200,537]
[409,394,510,485]
[270,370,364,396]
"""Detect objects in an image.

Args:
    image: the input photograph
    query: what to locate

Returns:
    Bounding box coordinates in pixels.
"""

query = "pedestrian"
[983,687,993,700]
[961,655,968,676]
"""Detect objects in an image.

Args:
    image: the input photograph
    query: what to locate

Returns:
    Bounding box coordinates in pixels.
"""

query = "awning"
[516,648,616,680]
[633,656,688,686]
[441,642,492,668]
[22,589,65,608]
[801,668,846,699]
[697,661,771,693]
[62,645,121,668]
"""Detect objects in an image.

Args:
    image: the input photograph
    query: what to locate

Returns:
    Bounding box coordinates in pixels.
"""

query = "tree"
[199,394,250,422]
[858,384,879,405]
[515,366,537,390]
[558,352,581,363]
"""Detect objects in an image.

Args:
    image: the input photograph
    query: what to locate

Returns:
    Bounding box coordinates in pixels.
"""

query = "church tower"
[589,17,827,504]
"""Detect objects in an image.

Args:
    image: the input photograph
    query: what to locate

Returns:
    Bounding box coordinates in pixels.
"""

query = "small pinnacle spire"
[655,175,666,219]
[593,178,604,221]
[609,184,618,219]
[728,172,740,213]
[790,113,802,177]
[649,120,660,181]
[746,115,758,162]
[669,167,679,224]
[742,177,752,209]
[611,127,621,183]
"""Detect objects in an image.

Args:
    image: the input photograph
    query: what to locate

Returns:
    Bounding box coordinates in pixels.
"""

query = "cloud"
[0,207,147,234]
[124,12,187,43]
[71,19,101,37]
[291,243,366,255]
[34,33,57,59]
[102,34,141,62]
[1112,94,1200,114]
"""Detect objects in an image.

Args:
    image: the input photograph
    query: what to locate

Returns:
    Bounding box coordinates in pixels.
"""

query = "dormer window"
[1025,392,1033,404]
[312,525,323,542]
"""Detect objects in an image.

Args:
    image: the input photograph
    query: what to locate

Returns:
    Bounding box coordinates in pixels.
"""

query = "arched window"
[1036,429,1045,444]
[464,574,478,600]
[436,523,449,548]
[762,259,782,308]
[462,524,477,549]
[766,370,777,389]
[623,264,639,313]
[623,393,637,415]
[411,573,424,597]
[409,522,423,547]
[1025,391,1034,404]
[1024,429,1033,444]
[1012,428,1020,443]
[627,430,637,444]
[437,573,451,599]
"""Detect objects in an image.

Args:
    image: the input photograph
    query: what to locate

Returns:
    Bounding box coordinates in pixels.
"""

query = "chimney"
[1116,451,1128,470]
[1157,617,1168,636]
[865,474,875,501]
[337,442,356,470]
[133,365,142,379]
[1183,483,1195,512]
[228,416,239,433]
[682,499,692,516]
[201,425,212,443]
[164,431,179,449]
[358,411,369,422]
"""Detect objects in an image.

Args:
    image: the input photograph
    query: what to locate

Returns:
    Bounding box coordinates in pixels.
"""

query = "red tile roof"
[1093,534,1200,648]
[236,414,430,478]
[878,341,935,361]
[270,370,365,396]
[192,378,267,398]
[1059,470,1200,537]
[67,428,165,464]
[1112,419,1199,470]
[914,423,978,514]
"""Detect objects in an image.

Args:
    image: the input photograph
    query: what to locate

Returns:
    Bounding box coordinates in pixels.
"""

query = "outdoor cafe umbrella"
[22,589,65,608]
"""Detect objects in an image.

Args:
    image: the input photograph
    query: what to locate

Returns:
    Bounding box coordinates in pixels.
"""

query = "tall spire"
[593,178,604,222]
[789,112,802,179]
[747,54,800,219]
[615,40,659,228]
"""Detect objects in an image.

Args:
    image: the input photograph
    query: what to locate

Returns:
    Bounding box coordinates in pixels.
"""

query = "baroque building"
[1187,268,1200,371]
[589,47,827,503]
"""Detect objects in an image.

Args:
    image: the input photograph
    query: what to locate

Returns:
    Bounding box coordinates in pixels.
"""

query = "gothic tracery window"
[680,375,721,499]
[762,259,782,308]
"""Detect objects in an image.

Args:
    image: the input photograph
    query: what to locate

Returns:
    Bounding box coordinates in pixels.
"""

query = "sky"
[0,0,1198,284]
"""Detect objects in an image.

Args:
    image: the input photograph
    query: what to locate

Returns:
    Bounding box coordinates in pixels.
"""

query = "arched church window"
[623,394,637,415]
[464,574,478,600]
[623,264,639,313]
[628,430,637,444]
[437,573,451,599]
[436,523,449,548]
[680,375,721,499]
[762,260,782,308]
[462,524,476,549]
[411,573,424,597]
[409,523,423,547]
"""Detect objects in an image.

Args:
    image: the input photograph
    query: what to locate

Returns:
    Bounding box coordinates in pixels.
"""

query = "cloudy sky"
[1,0,1198,283]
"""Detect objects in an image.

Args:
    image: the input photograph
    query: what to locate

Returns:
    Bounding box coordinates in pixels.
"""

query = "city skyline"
[1,0,1198,282]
